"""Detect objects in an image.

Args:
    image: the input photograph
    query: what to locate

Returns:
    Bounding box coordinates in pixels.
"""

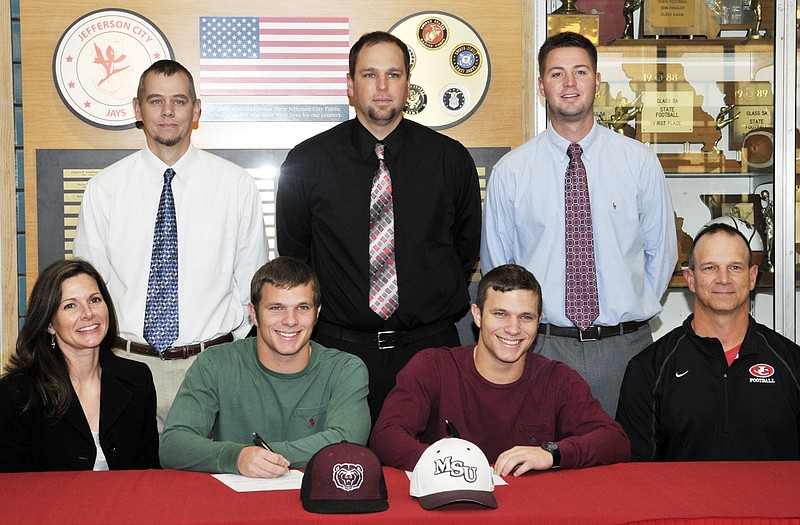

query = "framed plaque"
[717,81,774,149]
[643,0,720,38]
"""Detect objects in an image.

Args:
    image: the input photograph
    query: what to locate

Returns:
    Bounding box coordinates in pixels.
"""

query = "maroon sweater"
[370,345,630,471]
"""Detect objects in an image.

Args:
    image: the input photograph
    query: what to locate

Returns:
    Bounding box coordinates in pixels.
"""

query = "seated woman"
[0,259,159,472]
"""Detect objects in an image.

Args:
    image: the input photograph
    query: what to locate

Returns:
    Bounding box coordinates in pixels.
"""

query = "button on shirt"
[481,122,677,327]
[74,144,268,343]
[277,118,481,331]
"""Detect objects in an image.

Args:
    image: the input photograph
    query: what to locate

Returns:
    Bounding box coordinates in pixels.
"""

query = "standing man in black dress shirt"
[277,31,481,424]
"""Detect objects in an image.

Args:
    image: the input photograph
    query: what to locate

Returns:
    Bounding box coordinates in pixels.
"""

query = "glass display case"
[537,0,797,339]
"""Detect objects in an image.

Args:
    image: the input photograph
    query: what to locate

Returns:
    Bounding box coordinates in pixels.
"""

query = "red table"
[2,462,799,524]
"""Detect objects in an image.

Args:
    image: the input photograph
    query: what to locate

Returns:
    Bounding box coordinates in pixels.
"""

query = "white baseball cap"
[410,437,497,510]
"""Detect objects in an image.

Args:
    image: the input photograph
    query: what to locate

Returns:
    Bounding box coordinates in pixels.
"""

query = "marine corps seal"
[417,18,448,49]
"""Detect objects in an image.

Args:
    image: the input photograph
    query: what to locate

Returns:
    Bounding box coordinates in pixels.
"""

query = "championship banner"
[389,12,490,130]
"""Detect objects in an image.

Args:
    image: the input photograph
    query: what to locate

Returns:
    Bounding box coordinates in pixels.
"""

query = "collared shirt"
[482,122,677,327]
[617,315,800,461]
[74,144,268,344]
[277,118,481,331]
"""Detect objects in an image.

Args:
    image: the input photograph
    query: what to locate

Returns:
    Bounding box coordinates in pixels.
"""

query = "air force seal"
[53,9,173,130]
[441,86,468,113]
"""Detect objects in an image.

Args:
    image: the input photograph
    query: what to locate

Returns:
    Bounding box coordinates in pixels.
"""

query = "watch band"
[541,441,561,469]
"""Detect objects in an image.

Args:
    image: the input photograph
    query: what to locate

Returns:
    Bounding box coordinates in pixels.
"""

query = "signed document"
[212,470,305,492]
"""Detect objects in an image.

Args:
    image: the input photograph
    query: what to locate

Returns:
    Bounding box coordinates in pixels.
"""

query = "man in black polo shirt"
[276,31,481,424]
[617,222,800,461]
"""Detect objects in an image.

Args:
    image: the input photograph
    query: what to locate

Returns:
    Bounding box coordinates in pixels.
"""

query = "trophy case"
[540,0,799,337]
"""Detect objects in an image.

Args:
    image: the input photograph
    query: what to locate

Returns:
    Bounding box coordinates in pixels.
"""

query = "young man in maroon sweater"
[369,264,630,475]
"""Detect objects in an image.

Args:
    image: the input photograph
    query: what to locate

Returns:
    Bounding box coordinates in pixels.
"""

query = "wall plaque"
[643,0,720,37]
[52,9,173,130]
[640,91,694,133]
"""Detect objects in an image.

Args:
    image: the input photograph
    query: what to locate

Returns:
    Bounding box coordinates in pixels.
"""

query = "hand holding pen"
[235,432,290,478]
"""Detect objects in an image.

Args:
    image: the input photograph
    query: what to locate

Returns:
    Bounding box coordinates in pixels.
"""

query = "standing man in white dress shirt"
[481,32,677,416]
[74,60,268,429]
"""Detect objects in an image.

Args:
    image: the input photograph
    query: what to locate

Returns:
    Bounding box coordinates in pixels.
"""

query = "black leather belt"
[316,319,454,351]
[537,321,649,342]
[114,333,234,360]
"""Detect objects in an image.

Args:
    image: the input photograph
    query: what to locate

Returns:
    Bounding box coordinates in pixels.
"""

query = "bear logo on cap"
[332,463,364,492]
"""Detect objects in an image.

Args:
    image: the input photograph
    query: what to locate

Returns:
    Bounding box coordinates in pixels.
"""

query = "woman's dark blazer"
[0,349,160,472]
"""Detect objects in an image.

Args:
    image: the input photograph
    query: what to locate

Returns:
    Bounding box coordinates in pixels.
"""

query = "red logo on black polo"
[749,364,775,378]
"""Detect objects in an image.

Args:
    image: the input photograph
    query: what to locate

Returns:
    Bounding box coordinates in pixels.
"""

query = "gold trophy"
[548,0,600,44]
[713,105,740,153]
[749,0,763,39]
[607,93,642,137]
[553,0,585,15]
[623,0,644,39]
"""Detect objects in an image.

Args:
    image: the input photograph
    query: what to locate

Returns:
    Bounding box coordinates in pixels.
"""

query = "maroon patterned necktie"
[369,143,399,320]
[564,143,599,330]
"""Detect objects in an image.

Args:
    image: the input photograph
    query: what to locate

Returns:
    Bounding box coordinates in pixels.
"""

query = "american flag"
[199,17,349,100]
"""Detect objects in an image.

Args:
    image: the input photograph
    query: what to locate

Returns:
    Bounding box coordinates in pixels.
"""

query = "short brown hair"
[688,223,753,269]
[349,31,411,78]
[137,59,197,103]
[250,257,321,309]
[538,31,597,78]
[476,264,542,314]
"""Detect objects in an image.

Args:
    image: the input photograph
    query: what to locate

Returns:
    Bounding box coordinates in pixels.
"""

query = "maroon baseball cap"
[300,442,389,514]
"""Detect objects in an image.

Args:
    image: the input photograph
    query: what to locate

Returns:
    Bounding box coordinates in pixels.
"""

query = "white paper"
[212,470,305,492]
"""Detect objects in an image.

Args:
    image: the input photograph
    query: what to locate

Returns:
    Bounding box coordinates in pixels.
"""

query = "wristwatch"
[540,441,561,469]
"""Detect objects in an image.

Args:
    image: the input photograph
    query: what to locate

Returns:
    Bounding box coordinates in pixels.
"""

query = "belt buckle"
[377,331,399,350]
[578,326,599,342]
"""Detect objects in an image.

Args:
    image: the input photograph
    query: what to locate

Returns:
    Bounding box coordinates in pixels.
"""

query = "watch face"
[541,441,560,468]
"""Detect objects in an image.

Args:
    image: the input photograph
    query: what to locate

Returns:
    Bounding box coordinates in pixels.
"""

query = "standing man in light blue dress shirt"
[481,32,677,417]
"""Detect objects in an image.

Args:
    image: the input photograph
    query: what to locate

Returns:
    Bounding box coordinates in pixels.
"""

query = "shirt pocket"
[513,422,553,447]
[290,405,327,438]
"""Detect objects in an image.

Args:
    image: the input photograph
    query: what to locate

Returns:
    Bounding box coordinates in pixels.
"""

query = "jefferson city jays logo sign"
[53,9,173,130]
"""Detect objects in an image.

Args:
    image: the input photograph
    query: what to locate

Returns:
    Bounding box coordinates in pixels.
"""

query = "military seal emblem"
[417,18,448,49]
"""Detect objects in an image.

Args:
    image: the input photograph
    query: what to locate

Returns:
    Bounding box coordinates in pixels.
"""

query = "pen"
[445,419,461,439]
[252,432,275,453]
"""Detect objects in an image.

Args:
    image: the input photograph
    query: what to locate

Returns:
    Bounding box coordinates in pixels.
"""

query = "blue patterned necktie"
[368,143,399,319]
[143,168,179,353]
[564,143,599,330]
